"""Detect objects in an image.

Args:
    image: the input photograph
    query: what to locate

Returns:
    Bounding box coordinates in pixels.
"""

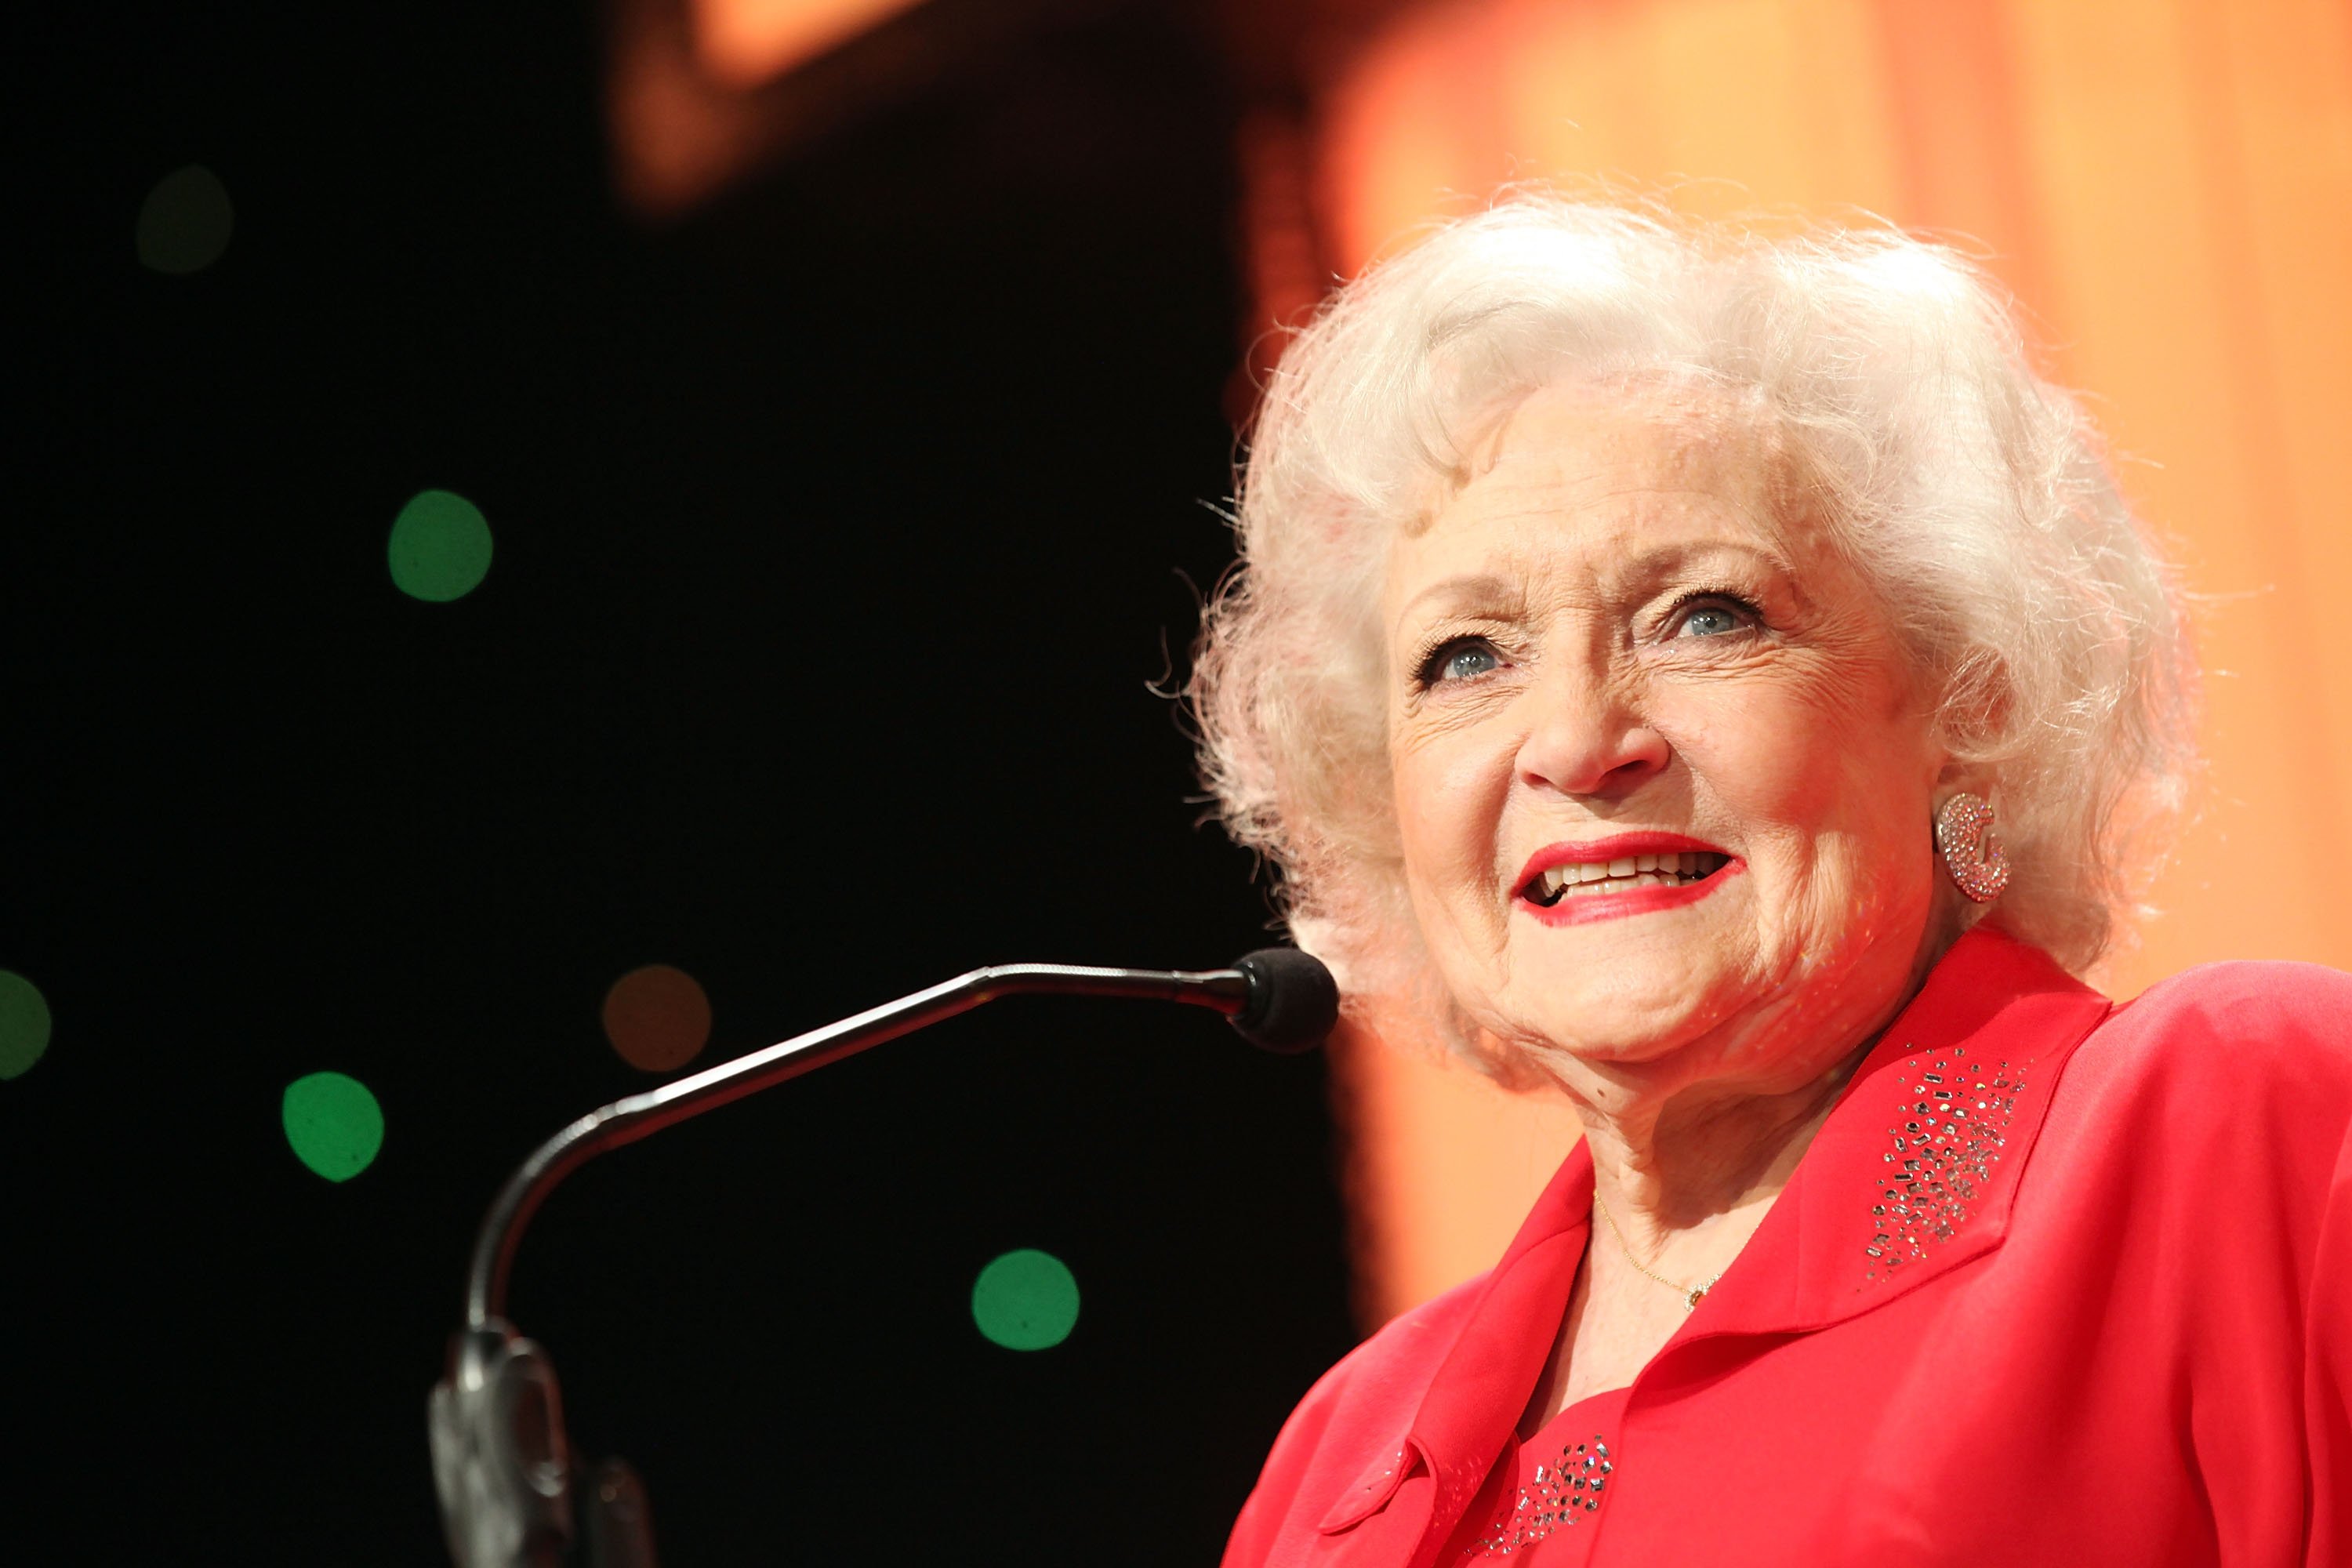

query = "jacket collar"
[1322,927,2111,1537]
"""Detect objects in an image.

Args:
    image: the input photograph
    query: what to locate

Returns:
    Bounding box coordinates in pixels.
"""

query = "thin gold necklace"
[1594,1192,1722,1310]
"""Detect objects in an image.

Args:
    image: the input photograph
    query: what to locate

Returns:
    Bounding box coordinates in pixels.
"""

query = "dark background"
[6,2,1358,1559]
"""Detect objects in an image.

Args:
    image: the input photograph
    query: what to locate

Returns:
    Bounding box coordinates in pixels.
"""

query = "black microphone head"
[1229,948,1339,1054]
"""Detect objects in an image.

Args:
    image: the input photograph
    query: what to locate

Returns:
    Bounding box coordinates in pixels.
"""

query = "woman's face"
[1383,382,1955,1095]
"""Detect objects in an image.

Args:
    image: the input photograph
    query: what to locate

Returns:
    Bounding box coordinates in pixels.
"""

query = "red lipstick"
[1512,833,1743,928]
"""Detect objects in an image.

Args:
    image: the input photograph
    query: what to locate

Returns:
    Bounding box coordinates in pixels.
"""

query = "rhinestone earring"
[1935,792,2009,903]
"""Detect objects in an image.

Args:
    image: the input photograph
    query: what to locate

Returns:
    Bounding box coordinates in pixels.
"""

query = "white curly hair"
[1189,195,2196,1065]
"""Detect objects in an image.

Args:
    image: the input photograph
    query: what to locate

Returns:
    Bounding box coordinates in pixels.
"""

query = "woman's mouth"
[1523,850,1731,906]
[1512,836,1742,926]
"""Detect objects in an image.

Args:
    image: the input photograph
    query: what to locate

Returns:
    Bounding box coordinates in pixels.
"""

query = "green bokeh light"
[281,1072,385,1182]
[971,1248,1080,1351]
[388,490,494,602]
[0,971,53,1081]
[136,165,234,275]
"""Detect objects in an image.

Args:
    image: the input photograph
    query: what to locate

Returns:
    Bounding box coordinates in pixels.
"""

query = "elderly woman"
[1195,198,2352,1566]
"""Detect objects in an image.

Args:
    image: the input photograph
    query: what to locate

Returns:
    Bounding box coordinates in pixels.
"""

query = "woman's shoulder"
[1224,1269,1494,1550]
[2103,957,2352,1063]
[1268,1268,1496,1439]
[2065,956,2352,1131]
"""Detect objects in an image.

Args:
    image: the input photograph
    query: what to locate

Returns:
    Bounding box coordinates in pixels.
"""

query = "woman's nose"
[1513,662,1670,800]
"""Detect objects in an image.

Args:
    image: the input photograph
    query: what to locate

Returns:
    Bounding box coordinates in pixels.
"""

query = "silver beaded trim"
[1468,1436,1612,1556]
[1864,1047,2028,1285]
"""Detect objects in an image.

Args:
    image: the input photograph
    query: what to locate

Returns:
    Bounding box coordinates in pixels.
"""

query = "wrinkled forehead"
[1401,377,1800,557]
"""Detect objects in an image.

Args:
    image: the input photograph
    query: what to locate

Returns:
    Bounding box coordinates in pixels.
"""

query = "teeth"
[1526,850,1727,903]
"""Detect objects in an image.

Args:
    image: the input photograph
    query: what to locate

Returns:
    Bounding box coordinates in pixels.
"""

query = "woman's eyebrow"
[1625,537,1796,580]
[1392,572,1516,631]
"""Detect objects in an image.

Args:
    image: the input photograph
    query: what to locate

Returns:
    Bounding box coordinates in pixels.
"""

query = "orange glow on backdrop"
[690,0,927,85]
[1286,0,2352,1327]
[605,0,934,216]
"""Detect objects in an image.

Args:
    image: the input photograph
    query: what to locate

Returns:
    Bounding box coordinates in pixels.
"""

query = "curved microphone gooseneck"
[428,949,1338,1568]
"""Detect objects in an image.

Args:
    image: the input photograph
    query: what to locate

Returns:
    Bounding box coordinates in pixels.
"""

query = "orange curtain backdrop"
[1287,0,2352,1327]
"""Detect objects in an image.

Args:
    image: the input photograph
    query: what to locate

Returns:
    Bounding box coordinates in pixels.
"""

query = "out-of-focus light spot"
[601,964,713,1073]
[0,971,53,1081]
[692,0,927,88]
[282,1071,385,1181]
[136,165,234,275]
[971,1249,1080,1351]
[388,490,494,602]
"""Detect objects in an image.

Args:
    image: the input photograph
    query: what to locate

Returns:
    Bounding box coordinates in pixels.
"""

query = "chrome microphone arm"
[429,960,1268,1568]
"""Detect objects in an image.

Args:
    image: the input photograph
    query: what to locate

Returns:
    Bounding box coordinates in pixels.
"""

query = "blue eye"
[1420,638,1502,685]
[1671,596,1758,639]
[1442,645,1500,680]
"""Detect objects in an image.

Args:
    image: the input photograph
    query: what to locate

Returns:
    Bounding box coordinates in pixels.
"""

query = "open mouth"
[1519,849,1733,908]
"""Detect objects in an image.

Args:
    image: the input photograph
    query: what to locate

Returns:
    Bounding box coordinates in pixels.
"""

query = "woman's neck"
[1517,923,1965,1429]
[1564,913,1961,1249]
[1577,1053,1863,1240]
[1518,1049,1874,1431]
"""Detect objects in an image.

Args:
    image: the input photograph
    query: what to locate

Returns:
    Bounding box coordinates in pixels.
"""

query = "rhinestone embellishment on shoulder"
[1468,1436,1613,1556]
[1863,1047,2031,1286]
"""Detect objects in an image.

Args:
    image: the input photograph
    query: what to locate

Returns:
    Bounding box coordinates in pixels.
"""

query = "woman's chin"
[1483,942,1755,1065]
[1506,927,1743,1004]
[1491,995,1722,1072]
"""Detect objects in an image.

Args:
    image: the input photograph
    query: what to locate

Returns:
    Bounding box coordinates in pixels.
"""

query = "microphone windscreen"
[1229,949,1339,1054]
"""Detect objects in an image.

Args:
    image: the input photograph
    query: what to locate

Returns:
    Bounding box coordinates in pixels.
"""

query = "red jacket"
[1222,929,2352,1566]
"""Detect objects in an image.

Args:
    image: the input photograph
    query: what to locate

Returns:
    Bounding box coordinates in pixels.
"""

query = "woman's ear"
[1938,766,1994,804]
[1932,753,1997,802]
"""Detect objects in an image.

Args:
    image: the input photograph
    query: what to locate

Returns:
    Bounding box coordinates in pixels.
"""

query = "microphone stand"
[430,957,1319,1568]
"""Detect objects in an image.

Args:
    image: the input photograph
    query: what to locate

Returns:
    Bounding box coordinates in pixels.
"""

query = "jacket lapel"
[1314,1145,1596,1565]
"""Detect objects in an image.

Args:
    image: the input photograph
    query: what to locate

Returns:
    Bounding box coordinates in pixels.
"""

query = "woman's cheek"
[1392,723,1514,933]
